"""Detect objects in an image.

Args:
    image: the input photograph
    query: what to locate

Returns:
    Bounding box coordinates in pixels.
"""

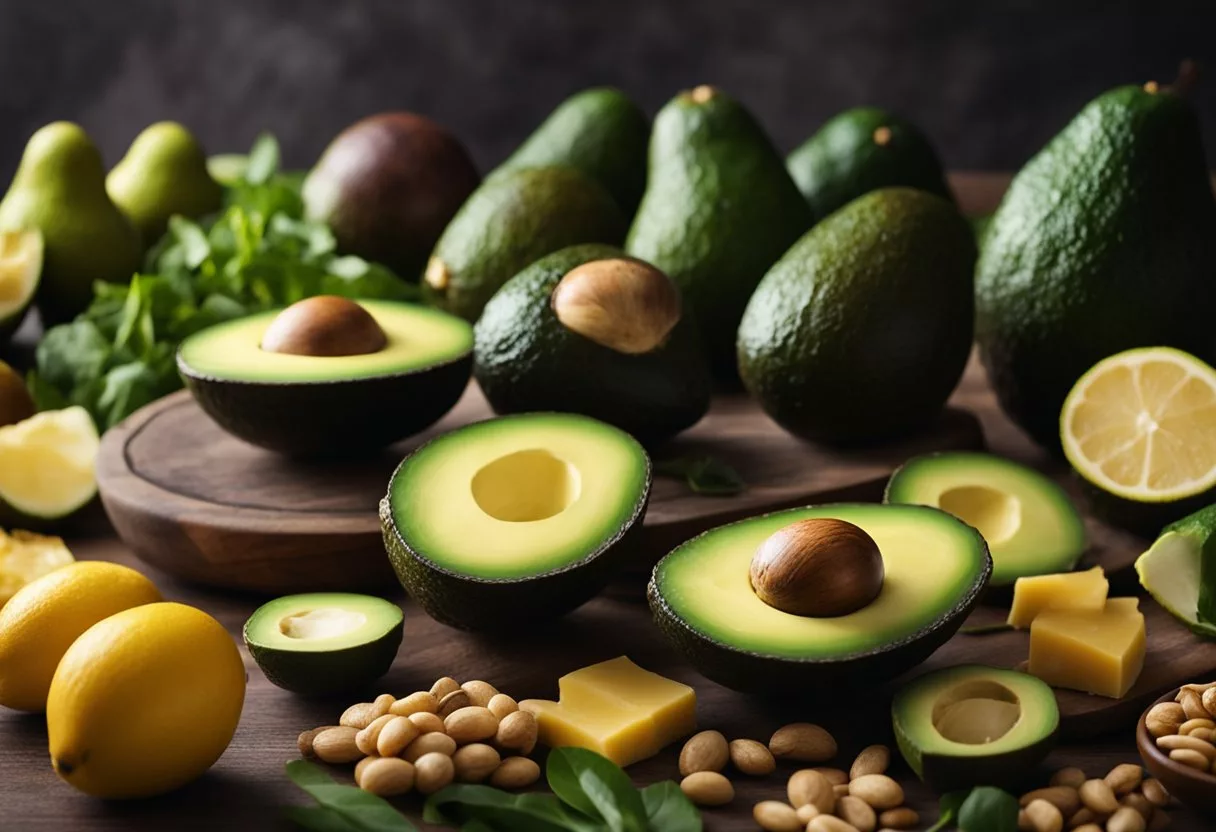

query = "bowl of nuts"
[1138,683,1216,815]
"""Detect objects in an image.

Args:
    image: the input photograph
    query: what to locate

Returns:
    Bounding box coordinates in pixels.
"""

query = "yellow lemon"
[0,560,160,711]
[47,601,246,798]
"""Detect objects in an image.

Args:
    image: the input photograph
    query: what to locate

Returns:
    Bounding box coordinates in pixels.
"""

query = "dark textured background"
[1,1,1214,181]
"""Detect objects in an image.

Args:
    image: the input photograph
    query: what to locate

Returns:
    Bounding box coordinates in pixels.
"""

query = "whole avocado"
[423,165,626,322]
[474,244,710,445]
[626,86,812,379]
[976,77,1216,451]
[494,88,649,214]
[738,187,975,444]
[787,106,953,220]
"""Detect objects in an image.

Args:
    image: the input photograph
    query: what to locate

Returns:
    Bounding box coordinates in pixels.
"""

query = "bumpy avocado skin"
[423,166,626,322]
[787,107,953,220]
[738,187,975,444]
[495,88,650,214]
[180,353,472,457]
[626,88,812,378]
[977,84,1216,451]
[473,244,710,445]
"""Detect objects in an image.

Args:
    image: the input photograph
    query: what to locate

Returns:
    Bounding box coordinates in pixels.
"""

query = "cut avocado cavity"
[648,503,990,691]
[886,452,1085,585]
[382,412,650,630]
[178,297,473,456]
[893,664,1058,791]
[244,592,403,695]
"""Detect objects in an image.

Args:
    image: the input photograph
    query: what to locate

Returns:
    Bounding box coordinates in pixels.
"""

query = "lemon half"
[0,406,98,525]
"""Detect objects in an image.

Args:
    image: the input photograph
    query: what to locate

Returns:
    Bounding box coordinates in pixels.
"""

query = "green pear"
[107,121,223,245]
[0,122,141,323]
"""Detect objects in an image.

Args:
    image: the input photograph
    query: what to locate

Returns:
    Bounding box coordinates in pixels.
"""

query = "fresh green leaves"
[926,786,1019,832]
[653,455,745,496]
[284,760,417,832]
[423,747,700,832]
[32,133,417,430]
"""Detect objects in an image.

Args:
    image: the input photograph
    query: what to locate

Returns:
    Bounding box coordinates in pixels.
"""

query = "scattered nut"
[430,676,461,699]
[878,807,919,829]
[1107,806,1147,832]
[796,803,821,823]
[1189,727,1215,742]
[1071,825,1102,832]
[1203,687,1216,717]
[808,816,860,832]
[1069,807,1097,827]
[753,800,802,832]
[356,713,396,756]
[849,744,890,780]
[390,691,438,717]
[495,709,538,754]
[376,716,420,758]
[836,794,877,831]
[1179,689,1210,721]
[1178,717,1215,736]
[729,738,776,775]
[1122,792,1154,819]
[788,768,836,814]
[680,730,730,776]
[1156,733,1216,760]
[445,706,499,745]
[452,743,501,783]
[408,712,446,735]
[770,723,837,762]
[1049,767,1087,789]
[1145,703,1186,738]
[340,694,395,730]
[403,731,457,762]
[353,754,378,786]
[438,689,472,717]
[359,757,415,797]
[1141,778,1169,808]
[312,726,362,764]
[1078,779,1119,814]
[1022,798,1063,832]
[487,693,518,719]
[680,771,734,806]
[298,725,339,760]
[461,680,499,707]
[414,751,456,795]
[491,756,541,789]
[1020,787,1080,818]
[813,767,849,786]
[848,774,903,811]
[1105,763,1143,795]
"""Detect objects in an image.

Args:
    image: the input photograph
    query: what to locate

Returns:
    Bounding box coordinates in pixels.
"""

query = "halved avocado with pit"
[886,452,1086,586]
[381,412,650,631]
[648,503,991,692]
[893,664,1058,791]
[177,298,473,456]
[244,592,404,695]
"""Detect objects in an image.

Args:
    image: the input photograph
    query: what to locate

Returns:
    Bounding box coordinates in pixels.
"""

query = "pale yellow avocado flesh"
[653,504,988,659]
[388,414,648,579]
[177,300,473,382]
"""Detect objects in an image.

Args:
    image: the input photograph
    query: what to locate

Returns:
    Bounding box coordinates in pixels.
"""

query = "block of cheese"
[519,656,696,767]
[1028,597,1146,698]
[1008,566,1108,628]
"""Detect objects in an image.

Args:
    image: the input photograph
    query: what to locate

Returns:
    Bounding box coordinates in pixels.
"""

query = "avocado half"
[648,503,991,692]
[893,664,1058,791]
[177,300,473,456]
[381,412,651,631]
[243,592,404,696]
[886,452,1086,586]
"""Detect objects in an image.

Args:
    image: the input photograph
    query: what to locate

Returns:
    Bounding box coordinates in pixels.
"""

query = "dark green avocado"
[423,165,626,322]
[493,88,650,214]
[648,503,991,692]
[473,244,710,445]
[787,106,953,220]
[976,79,1216,451]
[243,592,404,696]
[177,298,473,456]
[893,664,1058,791]
[737,187,975,445]
[626,86,812,379]
[381,412,650,631]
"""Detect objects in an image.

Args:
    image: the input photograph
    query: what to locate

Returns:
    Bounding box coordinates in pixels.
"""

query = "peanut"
[679,730,729,776]
[1107,806,1147,832]
[340,694,394,730]
[1020,787,1080,818]
[833,783,850,798]
[1145,702,1186,739]
[813,767,849,786]
[1178,717,1215,736]
[430,676,461,699]
[1049,767,1086,789]
[487,693,518,719]
[353,754,378,786]
[680,771,734,806]
[438,689,471,717]
[1122,793,1154,819]
[414,751,455,795]
[1204,686,1216,717]
[848,774,903,810]
[796,803,821,823]
[298,725,339,759]
[1156,733,1216,760]
[490,756,541,789]
[376,716,420,757]
[445,706,498,744]
[1022,798,1063,832]
[1140,778,1169,808]
[878,807,919,829]
[1189,727,1215,742]
[355,713,396,756]
[788,769,836,814]
[312,726,362,764]
[1179,689,1210,721]
[495,709,537,754]
[408,711,446,735]
[452,743,500,783]
[403,731,457,762]
[390,691,438,717]
[808,816,860,832]
[849,744,890,780]
[1078,779,1119,814]
[461,680,499,707]
[1068,807,1096,827]
[836,794,877,831]
[769,723,837,762]
[1168,748,1210,771]
[359,757,415,797]
[1105,763,1143,795]
[1071,825,1102,832]
[729,738,776,775]
[753,800,802,832]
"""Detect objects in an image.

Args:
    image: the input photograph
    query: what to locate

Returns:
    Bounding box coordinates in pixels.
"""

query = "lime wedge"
[1136,503,1216,639]
[0,407,99,525]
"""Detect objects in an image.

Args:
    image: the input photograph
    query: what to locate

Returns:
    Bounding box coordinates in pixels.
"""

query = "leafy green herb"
[638,782,701,832]
[546,748,647,832]
[284,760,417,831]
[31,133,417,430]
[926,786,1018,831]
[653,455,745,496]
[423,786,597,832]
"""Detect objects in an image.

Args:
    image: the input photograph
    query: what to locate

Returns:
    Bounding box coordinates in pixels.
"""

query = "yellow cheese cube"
[1029,597,1146,698]
[518,656,697,767]
[1007,566,1108,628]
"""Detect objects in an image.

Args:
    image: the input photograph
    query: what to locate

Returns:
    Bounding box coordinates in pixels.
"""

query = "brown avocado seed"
[260,295,387,357]
[749,518,884,617]
[551,258,682,355]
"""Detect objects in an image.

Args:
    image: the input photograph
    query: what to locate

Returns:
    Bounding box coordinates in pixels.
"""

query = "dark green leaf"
[423,785,597,832]
[25,371,71,413]
[244,133,281,185]
[958,786,1019,832]
[924,790,968,832]
[284,760,416,832]
[168,216,211,269]
[546,748,647,832]
[639,781,701,832]
[653,455,745,496]
[284,805,365,832]
[459,822,497,832]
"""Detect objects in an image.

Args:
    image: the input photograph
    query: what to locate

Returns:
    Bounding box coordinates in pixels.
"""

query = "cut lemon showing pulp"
[0,407,99,525]
[0,529,74,606]
[0,229,43,336]
[1061,347,1216,503]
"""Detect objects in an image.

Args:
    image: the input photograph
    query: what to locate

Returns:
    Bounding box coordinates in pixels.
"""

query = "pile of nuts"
[676,723,920,831]
[1017,765,1171,832]
[1145,681,1216,774]
[297,677,541,798]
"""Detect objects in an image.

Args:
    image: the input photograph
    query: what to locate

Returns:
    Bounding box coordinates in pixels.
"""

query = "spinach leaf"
[925,790,968,832]
[546,747,648,832]
[423,785,597,832]
[958,786,1019,832]
[284,805,365,832]
[653,455,745,496]
[284,760,416,832]
[639,781,701,832]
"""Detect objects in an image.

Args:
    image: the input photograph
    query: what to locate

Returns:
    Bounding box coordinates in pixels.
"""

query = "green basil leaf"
[284,760,416,832]
[924,790,968,832]
[244,133,281,186]
[423,784,598,832]
[653,455,745,496]
[546,748,647,832]
[284,805,364,832]
[958,786,1019,832]
[639,781,701,832]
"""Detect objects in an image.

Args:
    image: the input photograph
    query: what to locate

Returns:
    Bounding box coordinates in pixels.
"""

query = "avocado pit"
[749,517,885,617]
[260,295,387,357]
[551,257,682,355]
[930,679,1022,744]
[471,448,582,522]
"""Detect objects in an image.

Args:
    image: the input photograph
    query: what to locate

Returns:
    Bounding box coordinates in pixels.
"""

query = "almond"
[355,714,396,756]
[753,800,802,832]
[788,769,835,814]
[836,795,877,831]
[414,751,455,795]
[461,680,499,707]
[452,743,501,783]
[849,744,890,779]
[358,757,415,797]
[1105,763,1143,795]
[769,723,837,762]
[408,712,446,735]
[812,767,848,786]
[1107,806,1147,832]
[848,774,903,810]
[680,771,734,806]
[340,695,394,730]
[354,754,378,786]
[1078,779,1119,814]
[312,726,362,764]
[808,816,861,832]
[376,716,420,757]
[1019,786,1081,817]
[390,691,439,717]
[679,730,729,776]
[1049,767,1087,789]
[403,731,457,762]
[878,807,919,829]
[430,676,461,699]
[445,706,499,745]
[495,709,537,754]
[298,725,339,759]
[1141,778,1169,807]
[490,756,541,789]
[729,738,776,775]
[487,693,518,719]
[1022,798,1063,832]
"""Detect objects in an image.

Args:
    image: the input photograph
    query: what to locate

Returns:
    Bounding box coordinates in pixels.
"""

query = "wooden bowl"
[1137,689,1216,815]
